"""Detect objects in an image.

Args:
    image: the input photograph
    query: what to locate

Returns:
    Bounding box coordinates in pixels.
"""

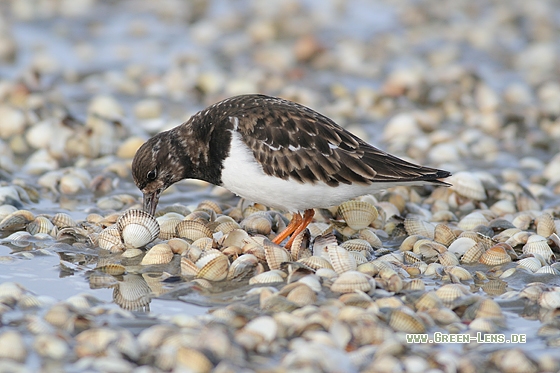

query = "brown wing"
[231,95,450,186]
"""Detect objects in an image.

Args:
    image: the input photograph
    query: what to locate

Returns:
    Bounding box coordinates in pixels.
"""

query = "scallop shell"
[327,245,357,274]
[116,209,160,249]
[175,220,213,241]
[522,234,555,261]
[404,217,435,238]
[97,226,124,252]
[330,271,372,293]
[517,257,542,272]
[337,200,378,230]
[447,171,486,200]
[141,243,174,265]
[51,213,77,229]
[478,245,512,266]
[264,240,291,270]
[196,253,229,281]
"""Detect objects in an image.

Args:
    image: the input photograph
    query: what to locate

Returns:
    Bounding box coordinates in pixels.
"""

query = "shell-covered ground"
[1,0,560,372]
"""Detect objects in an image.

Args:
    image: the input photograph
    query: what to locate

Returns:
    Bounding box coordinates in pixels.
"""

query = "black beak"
[143,190,161,216]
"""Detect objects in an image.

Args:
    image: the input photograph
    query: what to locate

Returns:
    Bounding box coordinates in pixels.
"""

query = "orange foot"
[273,209,315,249]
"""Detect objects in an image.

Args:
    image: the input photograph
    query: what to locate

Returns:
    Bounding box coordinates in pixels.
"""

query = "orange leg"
[273,212,302,246]
[285,209,315,249]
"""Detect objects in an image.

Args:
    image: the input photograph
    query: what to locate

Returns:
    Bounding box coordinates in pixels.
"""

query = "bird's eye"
[147,169,157,181]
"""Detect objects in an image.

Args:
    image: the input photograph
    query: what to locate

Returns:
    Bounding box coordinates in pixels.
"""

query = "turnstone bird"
[132,94,451,248]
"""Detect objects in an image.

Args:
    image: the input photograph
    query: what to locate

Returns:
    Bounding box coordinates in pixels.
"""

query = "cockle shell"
[330,271,373,293]
[433,223,457,246]
[539,290,560,310]
[404,217,435,238]
[478,245,512,266]
[460,242,485,264]
[51,212,77,229]
[458,211,488,231]
[156,214,182,240]
[241,213,272,235]
[447,237,477,256]
[175,220,213,241]
[435,284,469,308]
[447,171,486,200]
[116,209,160,249]
[97,226,124,252]
[337,200,378,230]
[27,216,55,235]
[386,308,426,333]
[141,243,174,265]
[264,240,291,270]
[438,251,460,266]
[249,270,286,284]
[298,256,333,270]
[522,234,555,261]
[196,253,229,281]
[535,213,556,237]
[0,209,35,231]
[227,254,258,280]
[327,245,357,274]
[0,330,27,363]
[517,257,542,272]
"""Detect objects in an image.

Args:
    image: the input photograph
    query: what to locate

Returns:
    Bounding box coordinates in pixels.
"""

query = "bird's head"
[131,132,186,216]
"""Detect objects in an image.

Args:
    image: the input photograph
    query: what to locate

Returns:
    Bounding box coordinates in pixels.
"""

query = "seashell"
[460,242,485,264]
[327,245,357,274]
[141,243,174,265]
[338,291,373,308]
[489,349,538,373]
[167,238,190,255]
[285,284,317,307]
[337,200,378,230]
[512,212,534,230]
[387,308,426,333]
[435,284,469,307]
[445,266,473,281]
[221,229,250,248]
[51,213,77,229]
[241,213,272,235]
[191,237,214,251]
[517,257,542,272]
[0,209,35,231]
[357,228,383,248]
[196,253,229,281]
[433,224,456,246]
[227,254,258,280]
[27,216,55,235]
[91,263,125,277]
[175,220,213,242]
[289,231,312,261]
[535,266,559,275]
[447,237,477,257]
[185,209,214,222]
[447,171,486,200]
[214,220,241,235]
[463,298,503,320]
[403,278,425,291]
[399,234,427,252]
[156,215,182,240]
[97,226,124,252]
[0,330,27,363]
[478,245,512,266]
[249,270,286,284]
[402,251,423,264]
[180,257,199,277]
[341,239,374,257]
[330,271,373,293]
[516,193,540,212]
[298,256,333,270]
[438,251,459,266]
[535,213,556,237]
[413,291,443,311]
[197,200,223,215]
[539,291,560,310]
[116,209,160,249]
[413,239,446,259]
[264,240,291,270]
[458,212,488,231]
[523,234,555,261]
[404,217,435,238]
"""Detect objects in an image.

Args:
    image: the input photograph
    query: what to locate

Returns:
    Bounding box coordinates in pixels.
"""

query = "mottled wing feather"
[232,95,447,186]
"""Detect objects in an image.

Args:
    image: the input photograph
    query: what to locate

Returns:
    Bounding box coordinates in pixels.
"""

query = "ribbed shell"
[116,209,160,249]
[330,271,372,293]
[141,243,174,265]
[337,200,378,230]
